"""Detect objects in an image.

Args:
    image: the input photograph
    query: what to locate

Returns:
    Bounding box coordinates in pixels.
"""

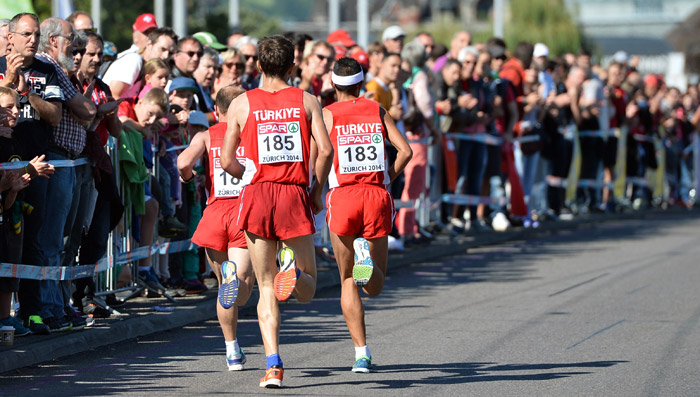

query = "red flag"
[502,144,527,217]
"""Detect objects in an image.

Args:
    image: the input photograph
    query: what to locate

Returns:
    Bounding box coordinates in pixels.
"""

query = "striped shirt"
[37,52,85,155]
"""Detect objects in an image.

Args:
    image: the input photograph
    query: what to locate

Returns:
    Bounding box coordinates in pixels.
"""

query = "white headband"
[331,70,364,86]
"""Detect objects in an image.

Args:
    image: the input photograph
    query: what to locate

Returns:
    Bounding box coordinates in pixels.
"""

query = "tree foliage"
[505,0,584,55]
[189,7,281,42]
[413,0,586,57]
[31,0,281,53]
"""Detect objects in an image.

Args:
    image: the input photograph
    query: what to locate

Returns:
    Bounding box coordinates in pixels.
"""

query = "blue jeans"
[38,150,77,320]
[17,176,48,319]
[455,140,487,219]
[60,161,94,313]
[514,143,541,205]
[680,153,694,203]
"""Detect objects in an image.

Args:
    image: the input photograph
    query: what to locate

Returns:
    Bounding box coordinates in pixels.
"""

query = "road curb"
[2,208,696,374]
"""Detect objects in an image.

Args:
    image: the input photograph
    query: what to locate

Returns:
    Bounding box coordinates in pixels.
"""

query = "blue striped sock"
[266,353,283,369]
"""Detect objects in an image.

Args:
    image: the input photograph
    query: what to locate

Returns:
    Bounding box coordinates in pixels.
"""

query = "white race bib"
[213,157,244,198]
[257,121,303,164]
[337,132,385,174]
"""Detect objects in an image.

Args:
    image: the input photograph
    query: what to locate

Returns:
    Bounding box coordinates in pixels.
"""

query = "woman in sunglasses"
[214,48,245,97]
[298,40,335,105]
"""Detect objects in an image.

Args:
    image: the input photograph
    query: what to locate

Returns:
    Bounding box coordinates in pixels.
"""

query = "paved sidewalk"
[1,208,696,374]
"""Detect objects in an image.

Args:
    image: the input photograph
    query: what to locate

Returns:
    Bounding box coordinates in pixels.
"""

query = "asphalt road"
[3,214,700,396]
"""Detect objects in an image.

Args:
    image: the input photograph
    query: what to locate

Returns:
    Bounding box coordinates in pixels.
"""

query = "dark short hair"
[85,31,103,46]
[444,58,461,70]
[382,52,401,63]
[258,35,294,79]
[333,57,363,93]
[177,36,201,52]
[487,37,507,49]
[578,48,592,57]
[430,43,448,60]
[215,85,246,116]
[150,27,178,45]
[514,41,534,69]
[9,13,39,33]
[367,42,385,56]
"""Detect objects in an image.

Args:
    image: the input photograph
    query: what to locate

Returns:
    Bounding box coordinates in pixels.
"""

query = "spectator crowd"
[1,10,699,337]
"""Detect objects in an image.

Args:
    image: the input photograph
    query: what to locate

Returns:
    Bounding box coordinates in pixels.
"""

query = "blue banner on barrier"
[0,157,89,171]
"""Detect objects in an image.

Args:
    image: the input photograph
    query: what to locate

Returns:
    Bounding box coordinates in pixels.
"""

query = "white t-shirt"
[102,50,144,99]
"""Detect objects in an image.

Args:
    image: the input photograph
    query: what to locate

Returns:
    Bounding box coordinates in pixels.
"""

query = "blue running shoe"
[227,348,247,371]
[353,238,373,287]
[352,356,372,373]
[218,261,239,309]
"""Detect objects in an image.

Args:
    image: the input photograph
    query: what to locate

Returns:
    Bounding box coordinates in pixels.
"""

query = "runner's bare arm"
[177,130,209,181]
[221,94,249,179]
[309,127,319,178]
[307,93,333,184]
[306,92,333,213]
[381,107,412,182]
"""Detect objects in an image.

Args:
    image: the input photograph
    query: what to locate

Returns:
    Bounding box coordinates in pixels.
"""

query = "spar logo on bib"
[288,122,299,133]
[372,134,382,144]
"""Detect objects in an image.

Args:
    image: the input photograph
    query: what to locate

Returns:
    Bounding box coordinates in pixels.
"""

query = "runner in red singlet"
[324,58,412,373]
[220,35,333,388]
[177,86,254,371]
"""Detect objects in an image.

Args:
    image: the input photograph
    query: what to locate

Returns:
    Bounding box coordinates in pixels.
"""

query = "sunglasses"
[179,50,203,58]
[243,54,258,62]
[225,62,245,69]
[72,48,86,56]
[314,53,331,62]
[56,33,75,43]
[80,28,97,33]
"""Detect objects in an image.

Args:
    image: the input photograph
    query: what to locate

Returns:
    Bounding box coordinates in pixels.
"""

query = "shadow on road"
[1,214,693,395]
[291,360,628,389]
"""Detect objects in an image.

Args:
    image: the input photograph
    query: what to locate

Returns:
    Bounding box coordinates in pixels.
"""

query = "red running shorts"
[191,198,247,251]
[326,184,394,239]
[237,182,316,241]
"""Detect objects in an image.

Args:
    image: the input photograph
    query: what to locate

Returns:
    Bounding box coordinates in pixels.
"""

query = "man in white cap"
[612,50,629,68]
[381,25,405,53]
[532,42,554,97]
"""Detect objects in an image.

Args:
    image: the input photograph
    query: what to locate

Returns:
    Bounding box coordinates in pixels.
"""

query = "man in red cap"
[131,13,158,54]
[327,29,369,71]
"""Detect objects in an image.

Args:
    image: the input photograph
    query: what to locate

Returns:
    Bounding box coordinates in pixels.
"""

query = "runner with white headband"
[323,57,412,373]
[331,70,364,86]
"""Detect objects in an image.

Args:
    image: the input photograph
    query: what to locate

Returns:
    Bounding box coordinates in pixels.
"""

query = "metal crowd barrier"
[1,123,697,296]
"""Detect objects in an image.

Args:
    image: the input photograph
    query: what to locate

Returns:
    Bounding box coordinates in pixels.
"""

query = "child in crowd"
[150,77,199,239]
[0,87,54,335]
[118,88,170,294]
[139,58,170,100]
[163,77,208,294]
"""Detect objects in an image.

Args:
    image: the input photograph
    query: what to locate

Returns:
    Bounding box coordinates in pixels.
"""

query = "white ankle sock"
[355,345,370,360]
[225,339,240,356]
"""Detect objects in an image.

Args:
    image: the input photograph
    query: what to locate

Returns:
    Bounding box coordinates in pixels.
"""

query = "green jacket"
[119,127,148,215]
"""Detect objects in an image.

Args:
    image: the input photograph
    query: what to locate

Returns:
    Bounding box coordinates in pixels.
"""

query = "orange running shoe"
[274,247,297,302]
[259,365,284,388]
